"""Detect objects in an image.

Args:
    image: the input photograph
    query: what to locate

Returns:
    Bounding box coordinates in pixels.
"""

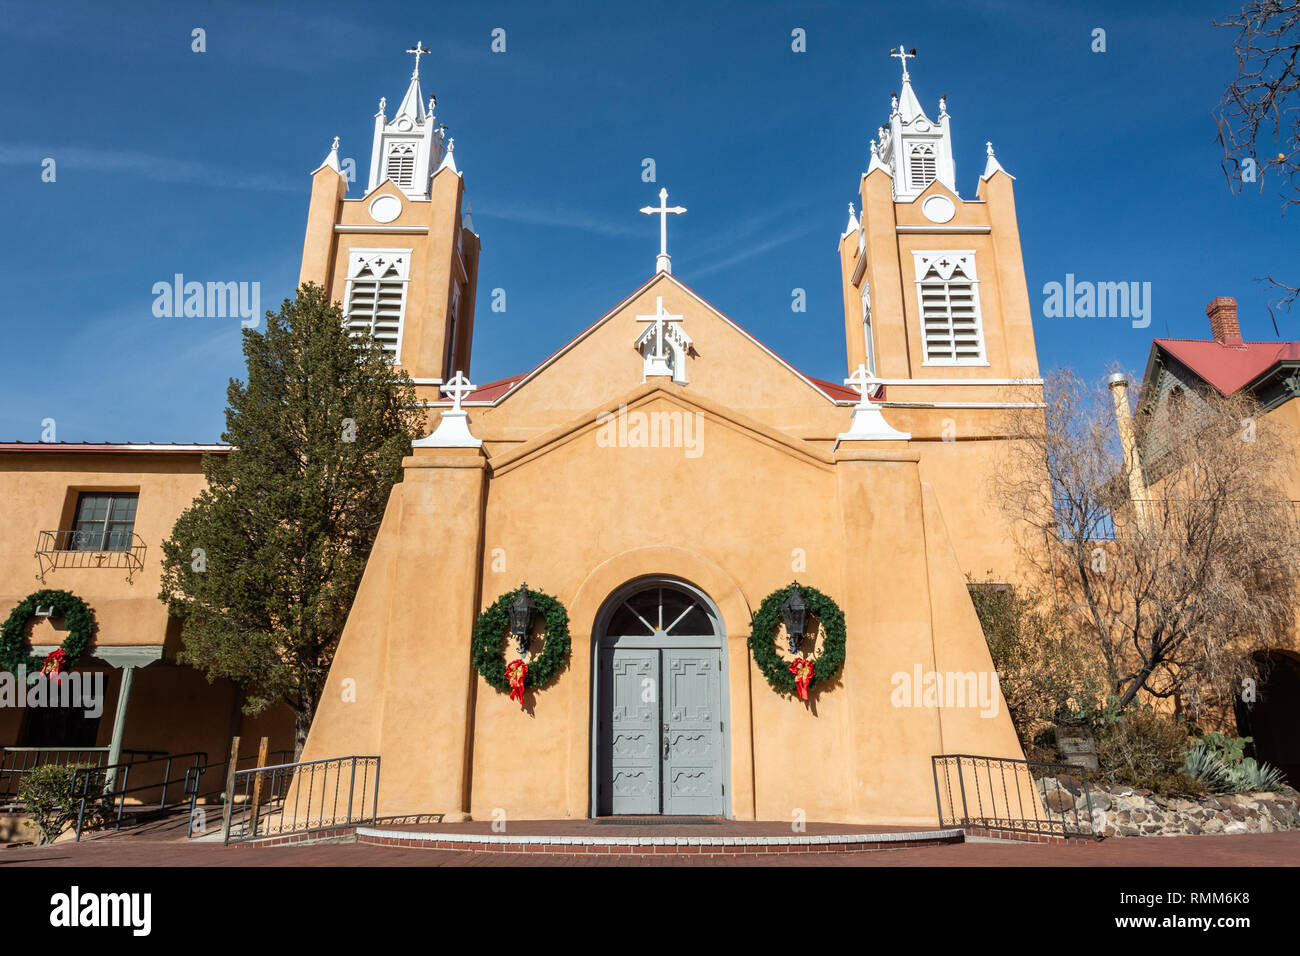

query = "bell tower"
[835,44,1038,390]
[298,43,481,404]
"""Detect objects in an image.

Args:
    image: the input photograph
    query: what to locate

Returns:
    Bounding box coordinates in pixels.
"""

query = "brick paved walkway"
[2,830,1297,866]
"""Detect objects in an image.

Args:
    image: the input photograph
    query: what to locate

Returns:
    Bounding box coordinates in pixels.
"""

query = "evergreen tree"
[159,283,426,755]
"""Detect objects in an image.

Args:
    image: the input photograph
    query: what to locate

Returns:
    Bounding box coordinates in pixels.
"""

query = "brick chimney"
[1207,296,1242,345]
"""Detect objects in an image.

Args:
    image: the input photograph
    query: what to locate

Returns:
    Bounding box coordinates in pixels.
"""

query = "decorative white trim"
[872,377,1042,386]
[896,224,990,234]
[334,225,429,234]
[409,377,445,386]
[879,401,1046,409]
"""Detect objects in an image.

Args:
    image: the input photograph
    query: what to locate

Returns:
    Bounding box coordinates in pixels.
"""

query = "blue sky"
[1,0,1293,442]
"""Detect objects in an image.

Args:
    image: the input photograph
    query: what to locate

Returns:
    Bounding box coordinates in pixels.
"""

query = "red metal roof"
[1154,338,1300,396]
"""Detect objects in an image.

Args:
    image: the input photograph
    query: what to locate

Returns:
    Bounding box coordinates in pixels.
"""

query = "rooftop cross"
[441,370,476,411]
[890,43,916,81]
[639,187,687,275]
[406,41,431,77]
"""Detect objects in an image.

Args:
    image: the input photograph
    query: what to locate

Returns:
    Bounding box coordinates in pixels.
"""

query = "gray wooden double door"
[594,584,727,816]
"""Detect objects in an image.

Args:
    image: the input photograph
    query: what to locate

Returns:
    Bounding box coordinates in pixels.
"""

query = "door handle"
[662,723,670,759]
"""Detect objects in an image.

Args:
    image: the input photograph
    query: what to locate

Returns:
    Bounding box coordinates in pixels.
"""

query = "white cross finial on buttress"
[639,187,687,275]
[441,370,477,412]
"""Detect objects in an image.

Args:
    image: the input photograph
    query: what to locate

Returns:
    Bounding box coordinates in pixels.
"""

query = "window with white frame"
[861,280,876,376]
[343,250,412,360]
[909,144,937,191]
[912,251,986,364]
[385,143,416,189]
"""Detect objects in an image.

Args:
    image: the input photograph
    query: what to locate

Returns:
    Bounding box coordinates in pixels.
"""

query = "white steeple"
[877,43,957,202]
[366,42,449,200]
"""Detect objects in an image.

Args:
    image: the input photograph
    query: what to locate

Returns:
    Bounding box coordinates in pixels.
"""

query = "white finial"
[412,372,482,448]
[939,95,947,117]
[890,92,899,113]
[844,201,860,236]
[639,187,687,275]
[890,43,916,81]
[869,139,879,157]
[377,96,386,116]
[442,370,475,411]
[428,93,436,114]
[447,137,454,152]
[317,136,341,174]
[835,363,911,446]
[463,200,474,232]
[406,41,431,78]
[982,141,1011,180]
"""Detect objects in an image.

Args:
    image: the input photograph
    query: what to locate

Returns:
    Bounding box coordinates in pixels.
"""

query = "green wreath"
[0,589,97,675]
[471,586,571,696]
[748,583,846,697]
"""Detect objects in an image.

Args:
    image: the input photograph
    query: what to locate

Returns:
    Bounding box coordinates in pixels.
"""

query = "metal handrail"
[183,750,294,838]
[932,753,1098,839]
[0,747,165,801]
[222,755,381,845]
[69,751,208,841]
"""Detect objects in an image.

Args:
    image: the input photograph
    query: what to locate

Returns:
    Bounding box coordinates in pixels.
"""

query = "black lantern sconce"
[509,583,538,658]
[781,582,808,654]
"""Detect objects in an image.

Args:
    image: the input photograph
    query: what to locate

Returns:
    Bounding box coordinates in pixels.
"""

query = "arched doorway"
[591,578,730,817]
[1235,651,1300,788]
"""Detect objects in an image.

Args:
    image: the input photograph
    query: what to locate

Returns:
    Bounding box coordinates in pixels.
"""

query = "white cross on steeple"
[406,41,431,77]
[890,43,916,81]
[639,187,687,275]
[441,370,476,411]
[636,296,684,377]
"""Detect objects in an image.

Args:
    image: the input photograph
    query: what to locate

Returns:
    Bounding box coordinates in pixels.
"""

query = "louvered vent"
[344,254,409,359]
[919,263,982,363]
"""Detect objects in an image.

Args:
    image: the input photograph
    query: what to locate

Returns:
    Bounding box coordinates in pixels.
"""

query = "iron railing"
[35,529,147,578]
[932,754,1097,839]
[0,746,165,803]
[222,755,380,844]
[67,751,209,841]
[182,750,294,838]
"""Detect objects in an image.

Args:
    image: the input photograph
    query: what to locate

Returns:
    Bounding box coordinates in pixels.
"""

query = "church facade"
[297,49,1042,825]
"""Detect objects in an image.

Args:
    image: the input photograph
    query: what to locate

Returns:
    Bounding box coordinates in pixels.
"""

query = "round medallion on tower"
[921,194,955,223]
[369,194,403,224]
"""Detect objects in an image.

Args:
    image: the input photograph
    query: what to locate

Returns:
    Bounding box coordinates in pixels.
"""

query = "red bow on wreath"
[506,659,528,708]
[42,648,68,682]
[788,657,815,701]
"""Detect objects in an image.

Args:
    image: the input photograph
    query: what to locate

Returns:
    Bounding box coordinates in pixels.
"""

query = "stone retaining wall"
[1038,776,1300,837]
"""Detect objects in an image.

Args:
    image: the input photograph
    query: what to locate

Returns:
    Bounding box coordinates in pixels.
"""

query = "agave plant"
[1221,757,1289,794]
[1182,745,1230,791]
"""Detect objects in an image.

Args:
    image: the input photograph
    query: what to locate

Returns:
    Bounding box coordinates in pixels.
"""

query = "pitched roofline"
[0,442,230,454]
[438,272,855,408]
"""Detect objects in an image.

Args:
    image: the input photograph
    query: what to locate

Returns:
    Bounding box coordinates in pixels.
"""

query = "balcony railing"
[35,529,147,581]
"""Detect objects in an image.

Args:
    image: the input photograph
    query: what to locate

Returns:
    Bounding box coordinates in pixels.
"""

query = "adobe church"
[297,45,1041,825]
